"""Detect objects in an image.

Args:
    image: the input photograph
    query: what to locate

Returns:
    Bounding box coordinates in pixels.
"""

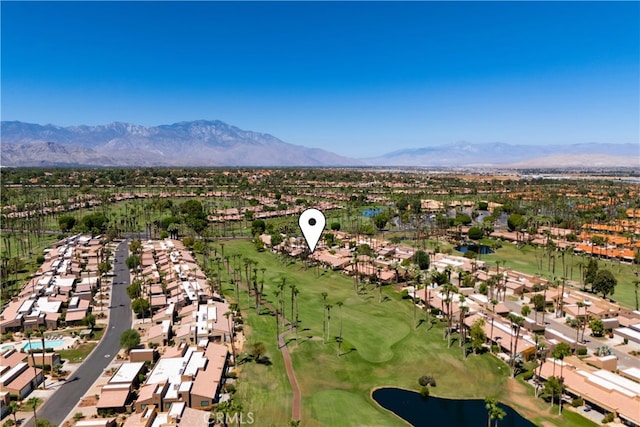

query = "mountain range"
[366,142,640,168]
[1,120,638,168]
[0,120,356,167]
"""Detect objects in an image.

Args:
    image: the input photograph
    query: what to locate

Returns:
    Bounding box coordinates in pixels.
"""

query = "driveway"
[28,240,132,426]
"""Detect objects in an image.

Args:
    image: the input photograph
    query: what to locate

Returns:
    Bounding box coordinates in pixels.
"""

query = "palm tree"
[633,277,640,311]
[326,303,333,343]
[37,327,47,389]
[290,284,297,328]
[352,254,360,292]
[576,257,587,290]
[543,375,563,411]
[458,294,467,348]
[8,400,18,425]
[274,289,281,342]
[575,302,585,343]
[411,281,418,325]
[491,405,506,427]
[423,280,433,328]
[489,299,498,353]
[336,301,344,347]
[290,284,300,340]
[377,266,383,303]
[535,338,547,398]
[25,330,39,380]
[552,342,571,381]
[485,398,497,427]
[439,281,455,346]
[486,275,498,301]
[224,311,235,362]
[279,278,287,322]
[507,313,524,377]
[556,277,567,318]
[321,291,328,344]
[541,283,548,325]
[259,267,267,312]
[27,396,42,424]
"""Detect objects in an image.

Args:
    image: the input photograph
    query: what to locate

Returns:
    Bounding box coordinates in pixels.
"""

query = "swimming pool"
[22,339,66,350]
[1,344,14,352]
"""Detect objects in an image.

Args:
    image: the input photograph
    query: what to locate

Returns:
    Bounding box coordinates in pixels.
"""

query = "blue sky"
[2,1,638,157]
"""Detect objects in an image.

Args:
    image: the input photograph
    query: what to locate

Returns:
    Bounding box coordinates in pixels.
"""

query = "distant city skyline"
[2,1,638,158]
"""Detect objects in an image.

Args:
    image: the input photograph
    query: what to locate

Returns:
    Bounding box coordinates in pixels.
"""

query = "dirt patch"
[504,378,557,427]
[79,396,98,407]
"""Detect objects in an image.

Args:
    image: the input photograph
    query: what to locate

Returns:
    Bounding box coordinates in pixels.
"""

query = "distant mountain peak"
[367,141,639,168]
[0,120,359,167]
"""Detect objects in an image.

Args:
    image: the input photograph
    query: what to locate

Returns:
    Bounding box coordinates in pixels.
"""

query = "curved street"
[28,240,132,426]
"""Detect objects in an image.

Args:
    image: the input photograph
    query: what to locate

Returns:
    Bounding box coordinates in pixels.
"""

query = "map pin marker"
[299,208,326,253]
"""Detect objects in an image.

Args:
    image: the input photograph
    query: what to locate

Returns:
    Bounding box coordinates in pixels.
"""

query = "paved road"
[30,240,132,426]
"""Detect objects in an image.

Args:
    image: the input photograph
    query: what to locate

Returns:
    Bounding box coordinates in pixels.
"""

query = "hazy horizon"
[2,2,638,157]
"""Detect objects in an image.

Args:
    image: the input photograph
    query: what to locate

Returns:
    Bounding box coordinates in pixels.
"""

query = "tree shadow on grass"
[297,335,313,345]
[339,346,357,356]
[285,337,297,346]
[236,353,253,365]
[259,307,274,316]
[256,356,272,366]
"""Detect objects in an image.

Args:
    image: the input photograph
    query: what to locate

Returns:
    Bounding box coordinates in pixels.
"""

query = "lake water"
[363,208,383,217]
[372,388,535,427]
[455,244,494,255]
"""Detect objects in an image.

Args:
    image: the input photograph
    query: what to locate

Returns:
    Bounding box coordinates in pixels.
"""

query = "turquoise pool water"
[23,339,66,350]
[1,344,14,351]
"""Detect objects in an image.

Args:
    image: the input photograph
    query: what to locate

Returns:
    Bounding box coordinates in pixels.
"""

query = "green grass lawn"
[221,240,591,427]
[58,343,97,363]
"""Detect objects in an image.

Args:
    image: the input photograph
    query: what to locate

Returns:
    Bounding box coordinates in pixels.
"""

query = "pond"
[455,243,494,255]
[372,388,535,427]
[363,208,383,218]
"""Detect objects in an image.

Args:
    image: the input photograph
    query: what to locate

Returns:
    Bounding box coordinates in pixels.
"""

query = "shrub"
[521,370,534,381]
[570,397,584,408]
[576,348,588,356]
[468,227,484,240]
[418,375,436,387]
[419,386,430,398]
[602,413,615,423]
[120,329,141,353]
